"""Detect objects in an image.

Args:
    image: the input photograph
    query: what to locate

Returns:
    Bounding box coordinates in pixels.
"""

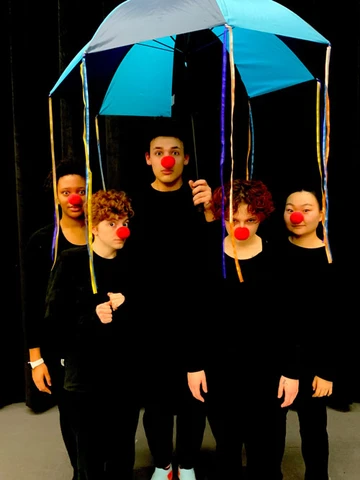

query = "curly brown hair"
[211,179,275,222]
[87,189,134,227]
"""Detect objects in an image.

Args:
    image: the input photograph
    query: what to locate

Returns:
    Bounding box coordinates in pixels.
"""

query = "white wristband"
[29,358,44,369]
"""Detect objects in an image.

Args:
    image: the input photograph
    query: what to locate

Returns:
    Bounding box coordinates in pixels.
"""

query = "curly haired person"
[187,178,299,480]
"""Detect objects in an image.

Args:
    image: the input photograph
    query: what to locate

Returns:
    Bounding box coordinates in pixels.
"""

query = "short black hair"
[146,117,189,153]
[44,158,86,191]
[278,177,323,210]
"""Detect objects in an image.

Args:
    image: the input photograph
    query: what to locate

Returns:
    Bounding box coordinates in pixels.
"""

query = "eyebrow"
[231,214,258,220]
[285,202,314,207]
[153,145,181,150]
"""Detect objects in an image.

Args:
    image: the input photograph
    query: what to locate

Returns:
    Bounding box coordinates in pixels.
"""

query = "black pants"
[284,378,329,480]
[143,369,206,470]
[58,386,79,479]
[25,360,78,479]
[64,389,141,480]
[205,365,285,480]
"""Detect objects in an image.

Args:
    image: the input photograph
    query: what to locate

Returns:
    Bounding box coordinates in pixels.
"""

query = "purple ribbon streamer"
[220,27,227,278]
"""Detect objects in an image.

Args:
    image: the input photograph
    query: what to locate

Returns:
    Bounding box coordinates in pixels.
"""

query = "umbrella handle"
[196,204,204,214]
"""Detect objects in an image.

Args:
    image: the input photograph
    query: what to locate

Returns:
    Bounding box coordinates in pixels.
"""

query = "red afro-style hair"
[211,179,275,222]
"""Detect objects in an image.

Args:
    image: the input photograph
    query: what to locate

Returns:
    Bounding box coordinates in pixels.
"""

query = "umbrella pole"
[183,34,201,183]
[190,112,204,214]
[190,113,199,180]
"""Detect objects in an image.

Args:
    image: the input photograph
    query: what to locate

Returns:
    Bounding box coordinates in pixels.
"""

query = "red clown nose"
[290,212,304,224]
[161,156,175,169]
[68,194,83,206]
[116,226,131,239]
[234,227,250,241]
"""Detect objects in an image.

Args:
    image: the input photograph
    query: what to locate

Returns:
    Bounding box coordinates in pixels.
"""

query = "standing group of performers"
[23,117,342,480]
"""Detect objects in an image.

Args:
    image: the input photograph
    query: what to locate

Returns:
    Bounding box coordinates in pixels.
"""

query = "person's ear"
[145,152,151,165]
[183,154,190,165]
[92,226,98,236]
[318,210,324,224]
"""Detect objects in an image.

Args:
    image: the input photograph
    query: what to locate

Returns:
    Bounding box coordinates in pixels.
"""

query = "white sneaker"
[151,466,173,480]
[178,467,196,480]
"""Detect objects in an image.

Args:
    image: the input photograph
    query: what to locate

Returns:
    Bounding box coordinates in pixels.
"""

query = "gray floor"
[0,402,359,479]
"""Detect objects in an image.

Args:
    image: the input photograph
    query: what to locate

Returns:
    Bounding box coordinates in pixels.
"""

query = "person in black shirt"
[188,179,300,480]
[276,186,335,480]
[128,118,212,480]
[23,158,87,479]
[44,188,140,480]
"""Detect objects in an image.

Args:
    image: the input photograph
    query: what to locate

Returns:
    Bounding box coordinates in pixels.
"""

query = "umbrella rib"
[137,36,182,54]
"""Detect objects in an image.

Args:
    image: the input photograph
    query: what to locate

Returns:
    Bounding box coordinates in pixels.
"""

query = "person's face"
[225,202,260,241]
[92,217,130,252]
[57,174,86,219]
[145,136,189,186]
[284,191,323,236]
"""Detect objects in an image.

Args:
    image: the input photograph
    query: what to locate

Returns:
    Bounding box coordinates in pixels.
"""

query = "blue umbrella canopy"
[50,0,330,113]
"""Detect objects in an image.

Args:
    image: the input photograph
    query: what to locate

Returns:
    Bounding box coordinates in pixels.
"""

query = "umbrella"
[48,0,333,280]
[50,0,330,113]
[49,0,331,185]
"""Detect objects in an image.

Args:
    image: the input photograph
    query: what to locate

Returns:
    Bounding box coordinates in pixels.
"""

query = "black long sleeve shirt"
[44,245,138,393]
[128,183,208,371]
[190,220,300,380]
[23,224,78,353]
[275,238,336,382]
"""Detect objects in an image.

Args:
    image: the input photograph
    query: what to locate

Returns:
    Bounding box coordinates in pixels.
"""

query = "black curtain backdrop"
[4,0,359,407]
